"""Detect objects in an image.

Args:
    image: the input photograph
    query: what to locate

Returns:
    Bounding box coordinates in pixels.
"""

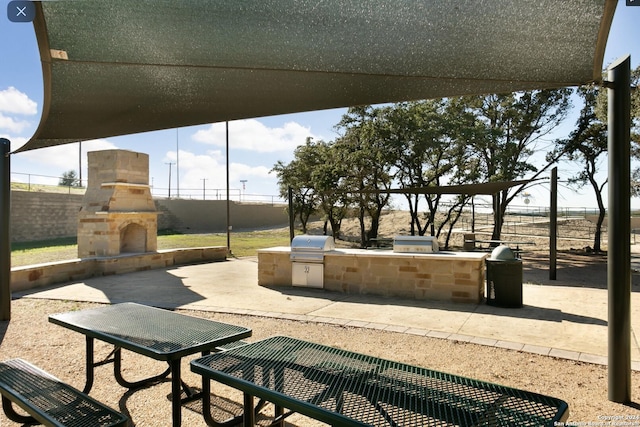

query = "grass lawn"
[10,229,292,267]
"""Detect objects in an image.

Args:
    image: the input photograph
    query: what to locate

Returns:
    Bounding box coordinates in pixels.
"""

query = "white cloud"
[17,138,117,170]
[192,119,315,153]
[0,87,37,115]
[0,113,31,133]
[0,135,28,151]
[163,149,277,198]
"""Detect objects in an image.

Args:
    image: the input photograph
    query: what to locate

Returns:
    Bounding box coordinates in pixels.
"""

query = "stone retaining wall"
[11,247,227,292]
[10,190,289,242]
[10,191,83,242]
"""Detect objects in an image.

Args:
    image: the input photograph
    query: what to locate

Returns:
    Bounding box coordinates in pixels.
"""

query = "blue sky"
[1,1,639,209]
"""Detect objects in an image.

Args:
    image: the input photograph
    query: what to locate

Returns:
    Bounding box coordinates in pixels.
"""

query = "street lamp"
[240,179,247,202]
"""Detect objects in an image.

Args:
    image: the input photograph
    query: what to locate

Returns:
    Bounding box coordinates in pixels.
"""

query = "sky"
[1,1,639,210]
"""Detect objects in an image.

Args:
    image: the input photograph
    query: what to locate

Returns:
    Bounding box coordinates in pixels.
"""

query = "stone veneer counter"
[258,247,489,303]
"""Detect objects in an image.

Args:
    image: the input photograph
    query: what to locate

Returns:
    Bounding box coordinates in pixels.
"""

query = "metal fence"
[10,171,286,204]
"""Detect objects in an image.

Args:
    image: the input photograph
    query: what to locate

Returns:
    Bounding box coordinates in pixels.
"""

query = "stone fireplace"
[78,150,158,258]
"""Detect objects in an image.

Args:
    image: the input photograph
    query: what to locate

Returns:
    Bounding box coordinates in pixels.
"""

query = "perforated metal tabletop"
[50,302,252,360]
[191,336,569,427]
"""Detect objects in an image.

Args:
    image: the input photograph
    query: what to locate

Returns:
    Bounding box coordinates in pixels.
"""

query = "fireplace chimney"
[78,150,158,257]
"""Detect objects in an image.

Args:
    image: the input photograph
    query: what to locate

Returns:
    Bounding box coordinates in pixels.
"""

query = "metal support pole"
[288,186,294,243]
[607,55,631,403]
[0,139,11,321]
[550,167,557,280]
[226,122,231,255]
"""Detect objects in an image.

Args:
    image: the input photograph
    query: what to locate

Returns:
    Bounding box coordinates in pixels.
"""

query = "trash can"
[485,245,523,308]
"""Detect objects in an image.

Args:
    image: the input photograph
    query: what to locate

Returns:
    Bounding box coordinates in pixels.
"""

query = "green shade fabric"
[18,0,616,152]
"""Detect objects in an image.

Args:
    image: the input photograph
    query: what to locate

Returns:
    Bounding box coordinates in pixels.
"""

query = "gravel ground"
[1,298,640,426]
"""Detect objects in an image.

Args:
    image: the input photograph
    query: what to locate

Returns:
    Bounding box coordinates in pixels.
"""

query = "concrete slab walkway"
[15,255,640,370]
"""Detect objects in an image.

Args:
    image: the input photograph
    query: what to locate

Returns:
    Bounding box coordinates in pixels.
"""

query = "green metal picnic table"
[49,302,252,427]
[191,335,569,426]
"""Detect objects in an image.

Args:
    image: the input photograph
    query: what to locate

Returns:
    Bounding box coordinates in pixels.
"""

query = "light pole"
[240,179,247,202]
[202,178,208,200]
[165,162,175,199]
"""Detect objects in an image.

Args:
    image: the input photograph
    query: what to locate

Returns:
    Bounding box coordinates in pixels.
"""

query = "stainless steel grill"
[290,235,335,263]
[290,235,335,288]
[393,235,439,253]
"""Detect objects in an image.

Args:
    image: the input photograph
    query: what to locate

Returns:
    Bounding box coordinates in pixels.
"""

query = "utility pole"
[202,178,208,200]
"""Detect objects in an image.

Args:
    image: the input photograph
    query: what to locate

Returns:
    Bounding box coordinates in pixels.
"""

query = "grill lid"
[291,235,335,252]
[290,235,335,262]
[393,235,439,253]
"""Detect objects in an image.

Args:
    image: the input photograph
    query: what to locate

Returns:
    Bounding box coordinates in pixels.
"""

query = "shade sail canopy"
[18,0,615,152]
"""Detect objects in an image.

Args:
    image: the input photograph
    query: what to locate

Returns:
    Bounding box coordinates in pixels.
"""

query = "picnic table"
[49,302,252,427]
[191,335,569,427]
[465,239,535,256]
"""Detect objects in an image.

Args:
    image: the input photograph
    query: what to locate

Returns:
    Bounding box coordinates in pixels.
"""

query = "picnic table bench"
[0,358,129,427]
[191,335,569,426]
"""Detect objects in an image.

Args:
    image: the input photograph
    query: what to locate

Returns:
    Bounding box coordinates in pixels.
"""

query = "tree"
[309,141,350,239]
[552,66,640,251]
[379,101,451,236]
[271,139,321,233]
[599,66,640,195]
[457,89,573,240]
[59,170,80,187]
[549,85,607,252]
[379,100,482,244]
[336,106,393,247]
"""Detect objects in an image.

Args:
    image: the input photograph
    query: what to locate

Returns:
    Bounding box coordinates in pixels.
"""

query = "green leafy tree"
[309,140,350,239]
[336,106,393,247]
[458,89,573,240]
[379,100,480,246]
[549,85,607,252]
[379,101,451,236]
[58,170,80,187]
[551,66,640,251]
[271,139,320,233]
[597,66,640,196]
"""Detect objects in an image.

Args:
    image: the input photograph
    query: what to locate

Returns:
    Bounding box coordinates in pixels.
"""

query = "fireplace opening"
[120,223,147,254]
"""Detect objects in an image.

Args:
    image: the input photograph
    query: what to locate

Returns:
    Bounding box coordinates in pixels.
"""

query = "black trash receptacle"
[486,245,523,308]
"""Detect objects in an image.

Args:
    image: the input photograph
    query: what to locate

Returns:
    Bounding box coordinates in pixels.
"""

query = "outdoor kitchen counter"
[258,247,489,303]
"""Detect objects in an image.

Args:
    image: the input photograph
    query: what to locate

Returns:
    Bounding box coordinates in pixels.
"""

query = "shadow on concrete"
[522,251,640,291]
[15,266,207,310]
[264,285,607,327]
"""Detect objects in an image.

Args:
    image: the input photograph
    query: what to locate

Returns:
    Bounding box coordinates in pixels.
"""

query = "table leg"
[1,396,37,424]
[243,394,255,427]
[83,336,95,394]
[201,376,246,427]
[273,405,284,427]
[113,347,171,389]
[171,359,182,427]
